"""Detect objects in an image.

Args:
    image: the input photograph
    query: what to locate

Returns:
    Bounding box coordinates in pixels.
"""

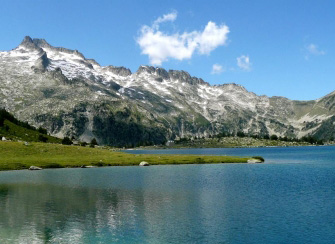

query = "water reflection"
[0,184,112,242]
[0,173,193,243]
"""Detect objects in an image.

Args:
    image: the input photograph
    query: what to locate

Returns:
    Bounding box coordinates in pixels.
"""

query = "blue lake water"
[0,146,335,243]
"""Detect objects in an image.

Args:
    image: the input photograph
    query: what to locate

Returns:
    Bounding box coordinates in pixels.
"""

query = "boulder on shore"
[29,166,42,170]
[247,159,262,163]
[80,165,97,168]
[139,161,150,166]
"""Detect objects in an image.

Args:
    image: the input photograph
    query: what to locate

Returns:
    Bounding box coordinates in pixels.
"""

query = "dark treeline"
[229,131,324,145]
[175,130,325,145]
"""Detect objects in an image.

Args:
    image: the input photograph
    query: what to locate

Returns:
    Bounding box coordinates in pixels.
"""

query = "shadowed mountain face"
[0,36,334,145]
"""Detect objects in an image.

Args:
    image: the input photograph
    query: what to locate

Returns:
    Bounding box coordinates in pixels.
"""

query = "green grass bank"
[0,119,61,143]
[0,141,261,171]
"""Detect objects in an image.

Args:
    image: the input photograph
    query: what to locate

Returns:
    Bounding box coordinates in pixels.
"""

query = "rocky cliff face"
[0,36,334,145]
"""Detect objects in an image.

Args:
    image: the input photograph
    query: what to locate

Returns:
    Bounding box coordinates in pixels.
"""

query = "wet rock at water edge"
[29,166,43,170]
[247,159,263,163]
[80,165,97,168]
[139,161,150,166]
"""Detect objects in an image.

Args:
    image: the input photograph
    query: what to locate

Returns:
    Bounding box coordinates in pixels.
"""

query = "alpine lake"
[0,146,334,243]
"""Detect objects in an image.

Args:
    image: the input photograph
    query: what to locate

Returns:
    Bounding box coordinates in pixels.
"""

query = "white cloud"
[197,22,230,54]
[305,43,325,60]
[137,12,230,66]
[237,55,251,71]
[211,64,224,74]
[153,11,177,27]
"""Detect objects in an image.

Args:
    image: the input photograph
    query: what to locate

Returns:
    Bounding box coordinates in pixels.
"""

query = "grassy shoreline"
[0,141,262,171]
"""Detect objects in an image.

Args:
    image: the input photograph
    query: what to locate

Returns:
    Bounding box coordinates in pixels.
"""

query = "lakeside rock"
[29,166,42,170]
[247,159,263,163]
[139,161,150,166]
[80,165,97,168]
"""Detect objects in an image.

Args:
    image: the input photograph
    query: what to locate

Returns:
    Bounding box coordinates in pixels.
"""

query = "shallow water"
[0,146,335,243]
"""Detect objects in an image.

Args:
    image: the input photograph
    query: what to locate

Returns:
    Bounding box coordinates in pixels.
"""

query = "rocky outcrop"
[33,52,49,72]
[247,159,263,163]
[136,66,207,85]
[87,59,100,67]
[103,66,132,77]
[20,36,41,50]
[32,38,86,59]
[139,161,150,166]
[168,70,208,85]
[29,166,42,170]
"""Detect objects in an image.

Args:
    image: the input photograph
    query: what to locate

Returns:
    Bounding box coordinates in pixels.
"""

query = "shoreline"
[0,160,260,172]
[0,141,262,172]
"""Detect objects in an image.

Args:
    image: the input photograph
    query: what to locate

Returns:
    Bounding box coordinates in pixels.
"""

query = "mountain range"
[1,36,335,146]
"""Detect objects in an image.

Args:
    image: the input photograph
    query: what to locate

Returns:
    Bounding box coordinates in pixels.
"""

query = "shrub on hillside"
[38,134,48,142]
[270,135,278,140]
[62,137,73,145]
[80,141,88,147]
[38,127,48,135]
[91,138,98,145]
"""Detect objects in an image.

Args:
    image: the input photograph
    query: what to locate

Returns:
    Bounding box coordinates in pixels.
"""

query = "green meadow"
[0,141,259,171]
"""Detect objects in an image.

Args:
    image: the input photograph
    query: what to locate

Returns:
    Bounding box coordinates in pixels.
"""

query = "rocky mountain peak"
[20,36,33,45]
[168,70,208,86]
[46,45,86,60]
[19,36,41,50]
[86,59,100,67]
[136,66,207,85]
[103,65,132,77]
[155,68,169,79]
[18,36,86,61]
[136,65,156,74]
[32,38,52,49]
[136,66,168,79]
[219,83,247,90]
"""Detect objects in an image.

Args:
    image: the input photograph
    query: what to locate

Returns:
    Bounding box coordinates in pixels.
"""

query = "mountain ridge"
[1,36,335,145]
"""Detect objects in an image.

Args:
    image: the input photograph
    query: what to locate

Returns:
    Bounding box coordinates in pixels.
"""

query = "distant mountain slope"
[0,36,334,145]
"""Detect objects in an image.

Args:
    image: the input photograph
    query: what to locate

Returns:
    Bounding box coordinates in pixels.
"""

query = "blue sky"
[0,0,335,100]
